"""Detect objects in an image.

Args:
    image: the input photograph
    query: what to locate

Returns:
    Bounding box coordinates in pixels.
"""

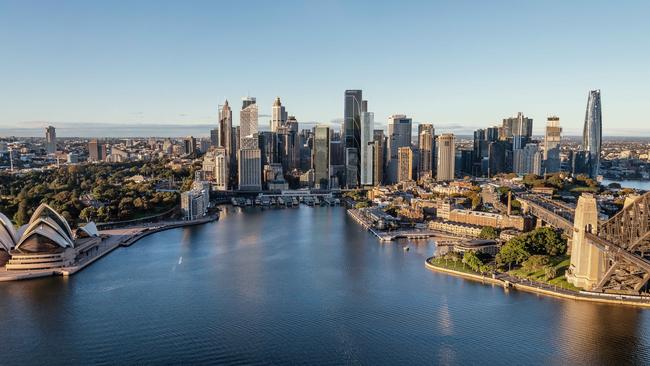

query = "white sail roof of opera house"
[0,212,18,251]
[75,222,99,238]
[14,203,76,251]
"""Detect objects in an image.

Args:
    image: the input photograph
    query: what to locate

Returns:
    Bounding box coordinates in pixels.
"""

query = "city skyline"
[1,1,649,136]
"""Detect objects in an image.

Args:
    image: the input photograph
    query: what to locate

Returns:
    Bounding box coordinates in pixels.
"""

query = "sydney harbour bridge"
[520,192,650,294]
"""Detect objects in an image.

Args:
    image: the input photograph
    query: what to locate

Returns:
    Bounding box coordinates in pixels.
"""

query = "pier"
[347,208,461,242]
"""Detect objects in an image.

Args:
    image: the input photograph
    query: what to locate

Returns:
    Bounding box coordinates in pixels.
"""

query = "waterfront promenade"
[347,208,461,242]
[425,257,650,308]
[0,215,217,281]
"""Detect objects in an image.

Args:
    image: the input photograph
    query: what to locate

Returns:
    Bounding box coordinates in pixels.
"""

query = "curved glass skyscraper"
[582,89,602,178]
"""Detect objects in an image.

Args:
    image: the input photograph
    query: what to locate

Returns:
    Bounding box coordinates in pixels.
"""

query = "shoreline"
[425,257,650,308]
[0,215,217,282]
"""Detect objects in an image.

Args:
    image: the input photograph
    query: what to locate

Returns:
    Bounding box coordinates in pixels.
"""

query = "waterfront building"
[181,189,208,220]
[45,126,56,154]
[240,96,258,144]
[397,146,413,183]
[544,116,562,173]
[428,219,483,238]
[582,89,602,178]
[0,213,17,252]
[312,125,330,189]
[2,204,100,270]
[418,124,434,179]
[270,97,287,132]
[88,139,106,162]
[387,114,412,184]
[436,134,455,181]
[238,136,262,191]
[343,90,363,187]
[360,111,374,185]
[448,209,532,231]
[214,148,229,191]
[372,129,385,185]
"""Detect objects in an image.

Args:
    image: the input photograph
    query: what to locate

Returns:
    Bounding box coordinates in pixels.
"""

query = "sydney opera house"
[0,204,100,271]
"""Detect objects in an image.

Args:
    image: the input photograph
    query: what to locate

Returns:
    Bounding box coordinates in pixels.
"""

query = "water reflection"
[0,206,649,365]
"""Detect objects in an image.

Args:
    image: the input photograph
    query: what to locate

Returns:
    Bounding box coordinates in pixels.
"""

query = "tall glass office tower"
[582,90,602,178]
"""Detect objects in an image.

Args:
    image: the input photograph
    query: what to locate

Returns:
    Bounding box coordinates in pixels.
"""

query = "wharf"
[347,208,461,242]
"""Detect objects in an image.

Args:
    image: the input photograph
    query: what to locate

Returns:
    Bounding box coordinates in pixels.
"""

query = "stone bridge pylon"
[567,192,650,293]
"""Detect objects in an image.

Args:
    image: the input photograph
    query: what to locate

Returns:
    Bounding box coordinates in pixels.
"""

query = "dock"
[347,208,461,242]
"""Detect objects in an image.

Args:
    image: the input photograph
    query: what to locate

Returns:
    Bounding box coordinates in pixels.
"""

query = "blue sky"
[1,0,649,136]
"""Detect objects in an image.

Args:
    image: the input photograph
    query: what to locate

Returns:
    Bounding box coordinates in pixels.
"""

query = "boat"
[403,246,410,251]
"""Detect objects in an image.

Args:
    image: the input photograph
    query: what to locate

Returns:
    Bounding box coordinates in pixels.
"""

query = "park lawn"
[428,257,482,275]
[567,185,600,194]
[509,255,582,292]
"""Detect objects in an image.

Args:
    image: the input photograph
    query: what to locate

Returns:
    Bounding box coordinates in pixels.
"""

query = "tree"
[544,265,557,280]
[479,226,499,240]
[355,201,369,209]
[13,201,30,226]
[496,237,531,267]
[462,251,484,272]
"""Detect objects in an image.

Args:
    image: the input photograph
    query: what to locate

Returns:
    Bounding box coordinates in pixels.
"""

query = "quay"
[347,208,461,242]
[425,257,650,308]
[0,215,217,282]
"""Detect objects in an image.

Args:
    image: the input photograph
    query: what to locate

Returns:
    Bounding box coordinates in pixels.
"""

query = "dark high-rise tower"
[582,90,602,178]
[344,90,362,187]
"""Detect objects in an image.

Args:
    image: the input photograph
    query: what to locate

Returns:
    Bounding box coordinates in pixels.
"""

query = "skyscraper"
[544,116,562,173]
[88,139,105,162]
[515,143,543,175]
[372,129,385,186]
[418,124,434,179]
[45,126,56,154]
[344,90,363,186]
[210,128,219,147]
[270,97,287,132]
[183,136,196,155]
[219,101,233,157]
[386,114,412,184]
[397,147,413,183]
[582,89,602,178]
[360,111,374,185]
[501,112,533,139]
[214,147,229,191]
[312,125,330,189]
[436,134,455,181]
[240,96,258,142]
[238,136,261,191]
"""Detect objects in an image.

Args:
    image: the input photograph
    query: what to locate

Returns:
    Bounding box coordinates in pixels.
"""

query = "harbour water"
[602,179,650,191]
[1,206,649,364]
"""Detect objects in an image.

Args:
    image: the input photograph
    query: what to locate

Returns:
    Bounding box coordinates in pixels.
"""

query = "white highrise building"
[240,97,258,142]
[270,97,287,132]
[360,111,374,185]
[238,135,261,191]
[436,134,455,181]
[214,148,229,191]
